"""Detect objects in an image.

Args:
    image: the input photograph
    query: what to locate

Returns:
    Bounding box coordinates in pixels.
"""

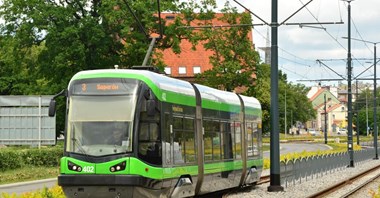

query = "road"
[263,142,332,158]
[0,178,57,195]
[0,143,331,195]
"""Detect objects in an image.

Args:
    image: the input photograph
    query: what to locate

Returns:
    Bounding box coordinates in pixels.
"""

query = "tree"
[193,1,259,91]
[247,64,316,133]
[0,0,193,136]
[247,63,271,133]
[278,79,316,133]
[184,1,315,133]
[354,87,380,135]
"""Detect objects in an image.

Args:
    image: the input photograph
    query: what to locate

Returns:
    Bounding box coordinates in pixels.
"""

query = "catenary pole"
[268,0,284,192]
[346,0,354,167]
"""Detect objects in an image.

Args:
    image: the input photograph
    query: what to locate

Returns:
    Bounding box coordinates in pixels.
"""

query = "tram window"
[204,131,212,162]
[230,122,236,159]
[204,120,221,161]
[246,122,254,157]
[252,123,259,156]
[173,132,185,164]
[139,123,158,141]
[172,116,196,164]
[235,122,242,159]
[221,122,233,160]
[173,117,182,130]
[184,132,196,163]
[212,133,221,160]
[183,118,194,130]
[138,121,161,165]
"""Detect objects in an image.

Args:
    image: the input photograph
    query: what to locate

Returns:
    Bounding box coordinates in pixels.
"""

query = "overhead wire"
[233,0,374,83]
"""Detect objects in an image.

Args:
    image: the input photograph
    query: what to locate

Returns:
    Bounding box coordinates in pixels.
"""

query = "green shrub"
[0,150,23,171]
[21,148,62,167]
[0,147,63,171]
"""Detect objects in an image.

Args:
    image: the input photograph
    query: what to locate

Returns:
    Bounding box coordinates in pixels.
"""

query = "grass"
[0,166,59,185]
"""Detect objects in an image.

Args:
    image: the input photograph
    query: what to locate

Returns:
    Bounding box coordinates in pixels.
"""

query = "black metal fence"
[280,148,378,187]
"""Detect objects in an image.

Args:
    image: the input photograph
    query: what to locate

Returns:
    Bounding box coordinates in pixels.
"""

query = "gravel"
[226,158,380,198]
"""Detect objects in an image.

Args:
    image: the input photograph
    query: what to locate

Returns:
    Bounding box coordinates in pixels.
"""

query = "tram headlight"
[110,161,126,172]
[68,161,82,172]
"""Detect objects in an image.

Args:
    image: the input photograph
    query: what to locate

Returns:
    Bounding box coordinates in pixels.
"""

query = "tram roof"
[70,69,261,112]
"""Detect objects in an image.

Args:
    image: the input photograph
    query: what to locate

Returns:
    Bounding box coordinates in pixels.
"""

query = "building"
[307,86,348,133]
[158,12,254,82]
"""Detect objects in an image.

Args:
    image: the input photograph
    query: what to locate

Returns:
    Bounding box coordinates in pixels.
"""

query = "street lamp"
[343,36,380,159]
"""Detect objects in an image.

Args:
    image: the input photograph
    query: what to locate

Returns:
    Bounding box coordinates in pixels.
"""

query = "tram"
[49,68,263,197]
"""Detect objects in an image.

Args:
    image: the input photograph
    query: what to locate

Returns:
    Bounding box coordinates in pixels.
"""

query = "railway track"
[307,164,380,198]
[257,175,270,185]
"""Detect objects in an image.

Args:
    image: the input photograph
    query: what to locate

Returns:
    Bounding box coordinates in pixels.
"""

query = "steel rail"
[340,169,380,197]
[307,164,380,198]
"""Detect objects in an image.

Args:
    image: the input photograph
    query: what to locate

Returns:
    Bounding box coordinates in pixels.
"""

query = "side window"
[252,123,259,156]
[235,122,242,159]
[173,117,184,164]
[138,92,161,165]
[231,122,236,159]
[163,113,172,165]
[246,122,254,157]
[173,116,196,164]
[204,120,221,162]
[222,122,233,160]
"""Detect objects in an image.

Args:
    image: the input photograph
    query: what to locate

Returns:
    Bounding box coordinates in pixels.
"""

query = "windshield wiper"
[72,138,86,154]
[71,125,90,160]
[72,137,91,161]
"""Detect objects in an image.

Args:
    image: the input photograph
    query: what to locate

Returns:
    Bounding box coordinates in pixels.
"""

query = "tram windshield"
[66,78,139,156]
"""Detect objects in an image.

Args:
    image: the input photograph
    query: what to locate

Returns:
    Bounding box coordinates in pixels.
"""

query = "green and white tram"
[50,69,263,198]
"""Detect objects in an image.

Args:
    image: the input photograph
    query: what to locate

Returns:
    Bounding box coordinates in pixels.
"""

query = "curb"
[0,178,57,190]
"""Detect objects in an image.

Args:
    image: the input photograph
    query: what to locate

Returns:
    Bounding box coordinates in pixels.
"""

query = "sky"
[216,0,380,87]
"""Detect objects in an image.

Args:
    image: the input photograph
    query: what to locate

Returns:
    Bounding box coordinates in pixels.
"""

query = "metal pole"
[347,0,354,167]
[285,87,287,137]
[367,89,369,136]
[38,96,42,149]
[268,0,283,192]
[356,80,359,145]
[142,37,157,66]
[374,43,378,159]
[324,94,328,144]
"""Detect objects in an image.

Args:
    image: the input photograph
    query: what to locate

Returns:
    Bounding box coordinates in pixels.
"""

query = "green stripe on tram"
[130,158,263,179]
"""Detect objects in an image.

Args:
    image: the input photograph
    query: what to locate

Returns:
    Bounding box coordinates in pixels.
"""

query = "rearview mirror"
[48,99,56,117]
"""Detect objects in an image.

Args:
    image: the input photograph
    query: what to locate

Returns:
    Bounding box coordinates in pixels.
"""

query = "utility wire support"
[342,35,380,160]
[232,0,269,25]
[344,0,354,168]
[280,0,314,25]
[317,60,347,80]
[232,0,344,192]
[353,59,380,81]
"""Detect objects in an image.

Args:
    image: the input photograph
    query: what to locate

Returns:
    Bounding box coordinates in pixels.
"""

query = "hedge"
[0,147,63,172]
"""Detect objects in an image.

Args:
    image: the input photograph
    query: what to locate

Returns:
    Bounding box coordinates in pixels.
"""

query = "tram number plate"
[82,166,95,173]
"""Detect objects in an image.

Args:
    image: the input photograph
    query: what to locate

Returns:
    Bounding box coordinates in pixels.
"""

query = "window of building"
[179,67,186,75]
[165,15,175,20]
[165,67,171,75]
[193,66,201,74]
